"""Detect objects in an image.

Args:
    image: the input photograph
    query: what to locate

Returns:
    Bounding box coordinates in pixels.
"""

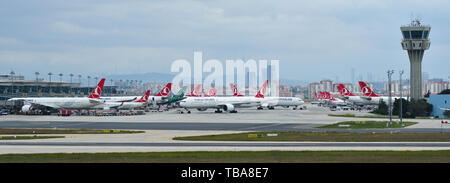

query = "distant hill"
[106,72,175,83]
[107,72,307,86]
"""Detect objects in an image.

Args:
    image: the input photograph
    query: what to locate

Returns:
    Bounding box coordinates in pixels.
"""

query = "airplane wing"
[360,96,372,101]
[440,108,450,111]
[157,97,187,105]
[218,101,261,107]
[89,98,105,104]
[26,102,61,109]
[116,97,137,103]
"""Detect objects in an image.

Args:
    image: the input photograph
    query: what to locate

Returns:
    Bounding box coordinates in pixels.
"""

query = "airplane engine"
[21,104,32,113]
[197,108,208,111]
[222,104,235,112]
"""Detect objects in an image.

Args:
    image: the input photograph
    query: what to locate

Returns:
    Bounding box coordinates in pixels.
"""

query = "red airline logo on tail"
[230,83,244,97]
[204,88,217,97]
[188,84,202,97]
[255,80,268,98]
[358,81,379,97]
[88,78,106,99]
[135,90,150,103]
[337,83,355,96]
[155,83,172,96]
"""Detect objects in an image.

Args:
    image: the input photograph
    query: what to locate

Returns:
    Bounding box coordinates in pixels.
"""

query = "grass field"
[1,151,450,163]
[328,113,433,120]
[173,131,450,142]
[0,128,144,134]
[318,121,417,129]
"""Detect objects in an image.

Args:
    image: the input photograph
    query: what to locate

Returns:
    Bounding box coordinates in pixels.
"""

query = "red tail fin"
[337,83,355,96]
[328,92,332,99]
[88,78,105,99]
[155,83,172,96]
[187,84,202,97]
[229,83,244,97]
[255,80,268,98]
[205,88,217,97]
[358,81,379,97]
[135,90,150,103]
[319,91,324,99]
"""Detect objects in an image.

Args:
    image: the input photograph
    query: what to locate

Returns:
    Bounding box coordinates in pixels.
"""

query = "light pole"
[35,72,40,81]
[110,79,114,95]
[59,73,63,95]
[48,72,53,94]
[387,70,394,127]
[10,71,15,96]
[87,76,91,87]
[69,74,74,95]
[35,72,40,95]
[399,70,404,127]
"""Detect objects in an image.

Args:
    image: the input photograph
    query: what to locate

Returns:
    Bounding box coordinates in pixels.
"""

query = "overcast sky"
[1,0,449,83]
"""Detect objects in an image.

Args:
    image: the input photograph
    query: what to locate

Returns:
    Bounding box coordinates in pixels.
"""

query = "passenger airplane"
[93,90,150,110]
[322,91,346,106]
[101,83,172,104]
[179,80,269,113]
[9,78,107,112]
[157,86,188,105]
[230,83,304,110]
[358,81,407,104]
[336,83,377,105]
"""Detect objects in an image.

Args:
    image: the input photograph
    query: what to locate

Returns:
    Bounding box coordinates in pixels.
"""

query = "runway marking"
[1,142,450,147]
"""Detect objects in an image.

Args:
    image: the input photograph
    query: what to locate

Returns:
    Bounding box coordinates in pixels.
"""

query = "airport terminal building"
[0,74,118,109]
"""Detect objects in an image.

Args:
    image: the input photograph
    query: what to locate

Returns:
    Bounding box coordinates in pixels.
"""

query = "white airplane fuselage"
[179,96,262,111]
[9,97,103,110]
[260,97,304,108]
[346,96,408,105]
[92,101,146,110]
[101,96,165,104]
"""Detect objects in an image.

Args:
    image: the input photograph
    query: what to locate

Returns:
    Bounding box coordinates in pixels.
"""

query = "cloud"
[51,21,103,35]
[0,37,23,45]
[1,0,450,82]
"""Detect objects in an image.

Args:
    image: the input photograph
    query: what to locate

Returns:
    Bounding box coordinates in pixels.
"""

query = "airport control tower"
[401,20,431,100]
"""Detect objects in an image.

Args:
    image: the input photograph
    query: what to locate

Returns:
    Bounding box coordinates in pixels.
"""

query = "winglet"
[255,80,268,98]
[155,83,172,96]
[88,78,106,99]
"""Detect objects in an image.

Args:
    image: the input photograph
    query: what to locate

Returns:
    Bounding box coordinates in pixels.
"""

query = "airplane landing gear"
[214,109,223,113]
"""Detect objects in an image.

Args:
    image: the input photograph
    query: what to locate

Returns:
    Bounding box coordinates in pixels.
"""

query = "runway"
[2,141,450,148]
[1,121,450,133]
[1,106,449,154]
